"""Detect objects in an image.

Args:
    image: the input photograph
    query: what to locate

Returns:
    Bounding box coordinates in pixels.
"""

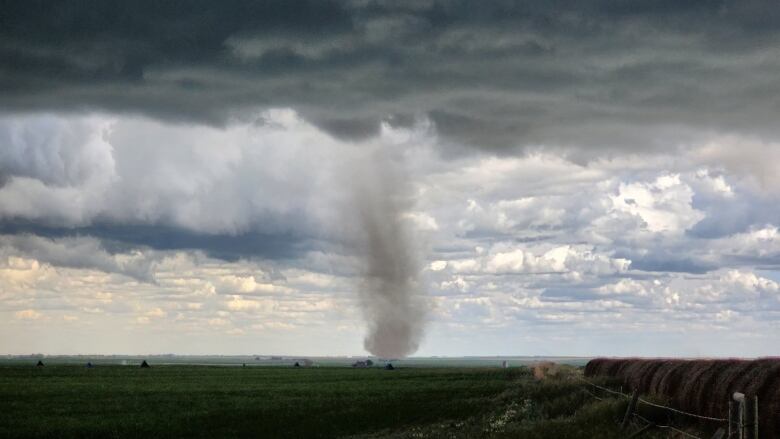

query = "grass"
[0,364,679,438]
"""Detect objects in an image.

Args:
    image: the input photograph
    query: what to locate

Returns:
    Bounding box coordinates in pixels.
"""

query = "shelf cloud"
[3,1,780,153]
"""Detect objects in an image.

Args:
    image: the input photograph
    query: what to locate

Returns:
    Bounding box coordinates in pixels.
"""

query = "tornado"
[348,147,427,359]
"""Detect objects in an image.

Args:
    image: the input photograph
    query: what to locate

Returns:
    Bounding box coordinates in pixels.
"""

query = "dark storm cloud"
[0,232,159,281]
[2,0,780,150]
[0,220,315,262]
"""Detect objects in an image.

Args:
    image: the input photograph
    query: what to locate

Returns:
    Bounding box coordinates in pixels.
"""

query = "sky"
[1,0,780,357]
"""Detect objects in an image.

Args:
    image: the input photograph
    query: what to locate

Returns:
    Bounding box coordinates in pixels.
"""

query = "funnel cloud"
[349,149,427,359]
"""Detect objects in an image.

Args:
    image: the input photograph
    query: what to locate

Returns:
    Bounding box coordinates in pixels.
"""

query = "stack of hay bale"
[585,358,780,437]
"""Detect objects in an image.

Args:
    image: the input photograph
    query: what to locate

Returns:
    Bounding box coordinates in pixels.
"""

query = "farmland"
[0,361,659,439]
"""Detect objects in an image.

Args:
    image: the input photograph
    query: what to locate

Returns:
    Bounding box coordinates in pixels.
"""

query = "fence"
[579,376,760,439]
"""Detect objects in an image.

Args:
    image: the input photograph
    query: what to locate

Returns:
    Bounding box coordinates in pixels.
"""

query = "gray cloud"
[1,114,779,355]
[3,2,780,356]
[0,114,115,187]
[0,112,346,260]
[3,1,780,152]
[0,233,158,281]
[0,221,315,263]
[2,111,778,280]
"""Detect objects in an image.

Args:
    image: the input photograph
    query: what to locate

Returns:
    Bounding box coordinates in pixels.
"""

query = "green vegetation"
[0,364,670,438]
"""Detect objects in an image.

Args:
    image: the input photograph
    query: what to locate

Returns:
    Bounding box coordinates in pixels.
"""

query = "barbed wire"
[632,413,703,439]
[575,376,629,397]
[637,397,727,422]
[581,387,603,401]
[579,379,713,438]
[576,376,728,423]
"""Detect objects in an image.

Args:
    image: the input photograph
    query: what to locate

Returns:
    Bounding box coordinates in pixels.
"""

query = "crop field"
[0,362,662,439]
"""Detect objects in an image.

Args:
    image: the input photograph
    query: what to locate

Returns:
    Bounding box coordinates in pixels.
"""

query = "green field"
[0,364,668,439]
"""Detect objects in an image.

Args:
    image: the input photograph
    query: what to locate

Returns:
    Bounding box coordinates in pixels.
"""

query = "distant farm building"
[140,360,150,368]
[352,359,374,368]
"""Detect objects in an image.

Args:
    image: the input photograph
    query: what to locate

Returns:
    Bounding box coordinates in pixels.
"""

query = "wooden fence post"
[728,400,733,438]
[732,392,745,439]
[743,393,755,439]
[627,422,655,438]
[711,427,726,439]
[751,395,758,439]
[621,390,639,430]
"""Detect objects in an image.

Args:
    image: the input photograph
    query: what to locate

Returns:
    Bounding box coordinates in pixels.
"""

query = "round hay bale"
[676,360,719,413]
[637,360,666,394]
[648,360,676,396]
[605,358,629,377]
[740,358,780,400]
[690,360,736,417]
[745,359,780,430]
[666,361,699,409]
[614,358,641,384]
[733,358,780,436]
[732,359,772,399]
[759,372,780,439]
[602,359,623,376]
[581,356,780,433]
[620,359,643,390]
[584,359,596,376]
[623,359,655,392]
[737,358,780,399]
[585,358,607,377]
[706,360,752,418]
[651,360,688,399]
